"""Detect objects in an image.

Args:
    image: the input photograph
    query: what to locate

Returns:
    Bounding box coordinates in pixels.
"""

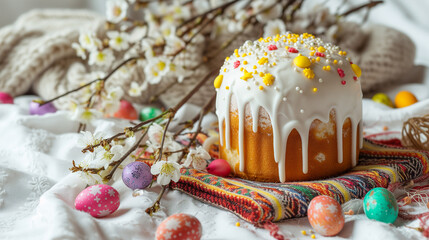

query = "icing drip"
[215,33,363,182]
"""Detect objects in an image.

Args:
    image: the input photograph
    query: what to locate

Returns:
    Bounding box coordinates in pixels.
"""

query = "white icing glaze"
[215,33,363,182]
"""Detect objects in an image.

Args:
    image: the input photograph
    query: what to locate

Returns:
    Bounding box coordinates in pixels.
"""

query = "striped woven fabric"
[170,138,429,224]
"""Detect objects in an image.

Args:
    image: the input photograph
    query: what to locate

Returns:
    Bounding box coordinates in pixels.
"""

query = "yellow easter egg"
[394,91,418,108]
[372,93,394,108]
[351,64,361,77]
[213,75,223,89]
[294,56,311,68]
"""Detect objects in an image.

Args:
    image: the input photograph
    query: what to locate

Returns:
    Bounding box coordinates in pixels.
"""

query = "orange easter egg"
[307,195,344,236]
[394,91,418,108]
[156,213,202,240]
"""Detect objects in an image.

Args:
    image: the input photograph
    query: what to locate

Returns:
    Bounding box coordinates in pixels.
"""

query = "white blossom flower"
[128,81,148,97]
[252,0,282,23]
[77,131,106,148]
[167,63,188,83]
[144,57,170,84]
[164,35,185,55]
[101,86,124,115]
[263,19,286,37]
[93,144,124,169]
[146,123,174,150]
[129,26,148,42]
[183,146,211,171]
[72,42,87,59]
[107,31,130,51]
[160,22,176,38]
[71,106,103,125]
[211,17,230,38]
[79,32,102,51]
[106,0,128,23]
[89,49,115,66]
[150,160,182,185]
[168,1,191,20]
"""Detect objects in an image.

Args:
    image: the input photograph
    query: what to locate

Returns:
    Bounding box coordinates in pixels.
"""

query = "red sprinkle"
[349,61,353,64]
[288,47,298,53]
[268,45,278,51]
[353,76,357,80]
[315,52,325,57]
[341,80,346,85]
[337,68,345,78]
[233,61,240,69]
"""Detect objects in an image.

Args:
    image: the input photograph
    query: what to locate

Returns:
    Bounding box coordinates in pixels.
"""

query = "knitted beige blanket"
[0,9,416,108]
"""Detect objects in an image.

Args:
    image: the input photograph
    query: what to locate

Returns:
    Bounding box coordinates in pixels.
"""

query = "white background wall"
[0,0,105,27]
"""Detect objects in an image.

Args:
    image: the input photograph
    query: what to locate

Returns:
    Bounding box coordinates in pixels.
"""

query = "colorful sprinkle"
[312,88,318,92]
[288,47,299,53]
[317,46,326,52]
[240,70,253,81]
[241,53,247,57]
[337,68,345,78]
[225,86,229,90]
[268,44,278,51]
[341,80,346,85]
[263,73,275,86]
[333,60,338,65]
[213,75,223,88]
[303,68,315,79]
[259,72,265,77]
[236,222,241,227]
[259,86,264,90]
[323,66,331,71]
[315,52,325,57]
[243,60,248,65]
[301,230,307,235]
[351,64,362,77]
[258,57,268,65]
[353,76,357,80]
[233,61,240,69]
[293,56,311,68]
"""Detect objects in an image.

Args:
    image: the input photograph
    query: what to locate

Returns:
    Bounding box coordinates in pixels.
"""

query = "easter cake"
[214,33,363,182]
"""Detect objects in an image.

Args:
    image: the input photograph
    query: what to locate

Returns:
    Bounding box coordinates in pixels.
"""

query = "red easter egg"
[0,92,13,104]
[307,195,344,236]
[206,159,231,177]
[113,100,138,120]
[156,213,202,240]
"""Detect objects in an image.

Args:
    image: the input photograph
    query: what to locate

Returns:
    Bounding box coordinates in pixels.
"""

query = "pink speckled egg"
[206,159,231,177]
[113,100,138,120]
[0,92,13,104]
[75,184,120,218]
[156,213,202,240]
[307,195,344,236]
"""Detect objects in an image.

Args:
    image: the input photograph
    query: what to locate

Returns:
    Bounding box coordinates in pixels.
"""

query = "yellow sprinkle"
[264,52,268,56]
[318,46,326,52]
[253,65,257,69]
[301,230,307,235]
[263,73,275,86]
[293,56,311,68]
[343,51,347,56]
[338,51,343,55]
[213,75,223,88]
[323,65,331,71]
[259,86,264,90]
[258,38,263,42]
[351,63,362,77]
[259,72,265,77]
[240,67,244,71]
[254,70,257,74]
[258,57,268,65]
[310,47,315,51]
[248,52,252,56]
[333,60,338,65]
[240,69,253,81]
[316,57,321,62]
[274,37,280,42]
[226,57,230,61]
[223,68,227,72]
[234,49,238,54]
[303,68,315,79]
[311,59,316,63]
[283,39,287,42]
[313,87,318,92]
[242,53,247,57]
[311,234,316,239]
[243,60,248,65]
[225,86,229,90]
[285,46,289,50]
[300,40,304,44]
[272,62,277,66]
[236,222,240,227]
[309,51,315,56]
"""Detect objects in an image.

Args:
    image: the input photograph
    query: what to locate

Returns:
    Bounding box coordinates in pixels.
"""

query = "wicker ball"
[402,115,429,150]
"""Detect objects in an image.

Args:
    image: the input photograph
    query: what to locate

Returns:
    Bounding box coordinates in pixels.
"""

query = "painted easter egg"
[75,184,120,218]
[122,161,152,190]
[206,159,231,177]
[363,187,398,224]
[372,93,394,108]
[0,92,14,104]
[140,107,162,121]
[29,101,57,115]
[394,91,418,108]
[307,195,345,236]
[156,213,202,240]
[113,100,138,120]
